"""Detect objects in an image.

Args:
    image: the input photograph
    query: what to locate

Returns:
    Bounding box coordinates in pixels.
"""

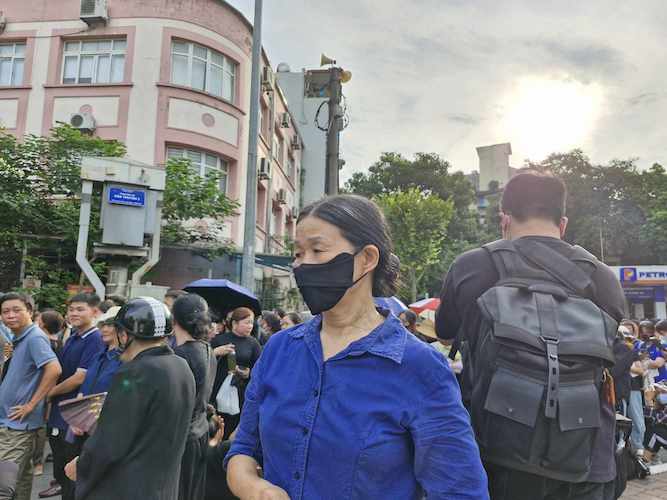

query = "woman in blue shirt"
[226,195,488,500]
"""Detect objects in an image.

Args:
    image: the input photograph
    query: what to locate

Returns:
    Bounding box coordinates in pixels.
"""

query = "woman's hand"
[246,481,290,500]
[235,366,250,379]
[209,414,225,448]
[65,457,78,481]
[214,344,235,357]
[71,425,85,436]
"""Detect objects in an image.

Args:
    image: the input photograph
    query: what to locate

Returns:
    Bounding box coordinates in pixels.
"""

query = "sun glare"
[500,76,604,161]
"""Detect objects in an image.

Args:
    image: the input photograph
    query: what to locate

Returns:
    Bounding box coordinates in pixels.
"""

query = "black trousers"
[179,433,208,500]
[48,429,85,500]
[486,462,616,500]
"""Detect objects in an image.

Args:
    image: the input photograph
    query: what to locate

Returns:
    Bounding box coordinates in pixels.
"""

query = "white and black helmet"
[114,297,173,339]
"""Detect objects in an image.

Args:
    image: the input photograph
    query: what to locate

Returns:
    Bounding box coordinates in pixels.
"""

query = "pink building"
[0,0,303,294]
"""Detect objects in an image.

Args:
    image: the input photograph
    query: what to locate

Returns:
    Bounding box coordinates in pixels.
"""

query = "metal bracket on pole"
[131,193,163,287]
[76,180,106,299]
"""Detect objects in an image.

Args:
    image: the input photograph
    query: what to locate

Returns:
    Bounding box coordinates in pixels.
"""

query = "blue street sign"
[622,287,654,302]
[108,187,146,207]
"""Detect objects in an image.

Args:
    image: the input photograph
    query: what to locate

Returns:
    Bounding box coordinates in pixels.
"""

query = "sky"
[228,0,667,181]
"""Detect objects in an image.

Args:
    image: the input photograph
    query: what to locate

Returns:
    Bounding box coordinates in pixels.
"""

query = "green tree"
[375,188,454,302]
[0,126,238,305]
[526,150,664,264]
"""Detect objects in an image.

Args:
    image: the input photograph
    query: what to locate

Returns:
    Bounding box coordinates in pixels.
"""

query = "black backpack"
[468,239,618,482]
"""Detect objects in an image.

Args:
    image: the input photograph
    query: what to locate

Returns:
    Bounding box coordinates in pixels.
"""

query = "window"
[167,147,228,193]
[62,39,126,84]
[278,137,285,166]
[171,40,237,102]
[0,42,26,86]
[288,157,296,181]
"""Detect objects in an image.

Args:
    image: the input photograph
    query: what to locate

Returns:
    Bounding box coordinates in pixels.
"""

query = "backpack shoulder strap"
[512,239,594,295]
[482,239,517,282]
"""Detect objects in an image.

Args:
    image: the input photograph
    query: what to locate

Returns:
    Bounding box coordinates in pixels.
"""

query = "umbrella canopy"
[374,296,408,316]
[183,279,261,316]
[409,297,441,314]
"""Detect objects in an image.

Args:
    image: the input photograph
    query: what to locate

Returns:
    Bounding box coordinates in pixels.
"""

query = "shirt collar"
[290,310,407,364]
[13,324,37,344]
[75,326,98,339]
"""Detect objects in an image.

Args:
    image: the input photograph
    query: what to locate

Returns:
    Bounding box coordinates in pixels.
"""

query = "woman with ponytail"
[226,194,488,500]
[172,294,217,500]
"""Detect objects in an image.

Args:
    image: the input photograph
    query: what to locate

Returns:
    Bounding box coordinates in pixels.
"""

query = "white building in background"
[276,64,328,207]
[467,142,517,221]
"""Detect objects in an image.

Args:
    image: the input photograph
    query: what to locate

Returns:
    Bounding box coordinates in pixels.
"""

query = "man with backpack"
[436,171,625,500]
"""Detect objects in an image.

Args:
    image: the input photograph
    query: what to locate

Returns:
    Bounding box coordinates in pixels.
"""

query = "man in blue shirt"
[40,294,104,500]
[0,292,61,500]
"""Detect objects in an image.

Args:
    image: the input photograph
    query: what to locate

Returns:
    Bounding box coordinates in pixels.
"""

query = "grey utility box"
[81,157,166,248]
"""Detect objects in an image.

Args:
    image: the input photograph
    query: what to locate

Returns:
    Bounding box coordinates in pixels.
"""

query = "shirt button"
[302,427,309,436]
[294,471,301,480]
[313,389,319,397]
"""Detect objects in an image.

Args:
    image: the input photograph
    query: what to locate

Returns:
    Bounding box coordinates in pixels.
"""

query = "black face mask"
[293,252,366,315]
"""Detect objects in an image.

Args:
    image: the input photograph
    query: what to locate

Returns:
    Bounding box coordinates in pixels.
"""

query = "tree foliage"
[527,150,665,264]
[0,126,238,306]
[375,188,453,302]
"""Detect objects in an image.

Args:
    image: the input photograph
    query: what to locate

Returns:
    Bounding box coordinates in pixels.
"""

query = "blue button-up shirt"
[48,327,104,430]
[80,348,122,396]
[226,313,488,499]
[0,324,57,430]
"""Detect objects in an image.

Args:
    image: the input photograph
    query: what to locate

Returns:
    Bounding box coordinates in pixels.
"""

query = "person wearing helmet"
[64,297,195,500]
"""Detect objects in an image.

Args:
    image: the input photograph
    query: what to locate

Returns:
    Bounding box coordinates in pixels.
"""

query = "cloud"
[228,0,667,178]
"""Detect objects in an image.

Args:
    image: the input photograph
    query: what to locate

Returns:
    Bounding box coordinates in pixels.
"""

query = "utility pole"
[325,68,343,195]
[241,0,263,292]
[305,56,350,195]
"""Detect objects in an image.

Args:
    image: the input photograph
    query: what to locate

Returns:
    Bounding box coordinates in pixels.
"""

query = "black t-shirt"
[436,236,626,483]
[210,332,261,408]
[175,340,217,438]
[611,340,639,403]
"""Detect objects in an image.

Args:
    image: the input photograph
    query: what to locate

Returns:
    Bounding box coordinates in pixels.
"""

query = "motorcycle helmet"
[114,297,173,339]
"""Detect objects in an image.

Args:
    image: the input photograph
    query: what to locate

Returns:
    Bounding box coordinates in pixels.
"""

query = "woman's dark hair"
[285,312,303,326]
[261,311,282,334]
[402,310,417,327]
[40,309,65,336]
[172,294,211,341]
[226,307,255,331]
[298,194,400,297]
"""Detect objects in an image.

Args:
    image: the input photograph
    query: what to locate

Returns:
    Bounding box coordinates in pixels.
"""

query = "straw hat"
[415,317,437,341]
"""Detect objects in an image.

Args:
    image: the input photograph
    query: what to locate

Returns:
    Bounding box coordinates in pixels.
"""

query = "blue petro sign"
[108,187,146,207]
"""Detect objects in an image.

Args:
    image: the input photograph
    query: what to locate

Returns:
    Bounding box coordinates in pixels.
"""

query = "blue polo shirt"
[648,344,667,383]
[80,348,122,396]
[0,324,57,431]
[48,327,104,431]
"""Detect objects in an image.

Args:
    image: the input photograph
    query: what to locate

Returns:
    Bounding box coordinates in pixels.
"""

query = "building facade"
[611,265,667,319]
[276,66,328,206]
[0,0,303,294]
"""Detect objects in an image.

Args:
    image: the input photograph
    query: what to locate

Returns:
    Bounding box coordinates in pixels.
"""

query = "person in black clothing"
[210,307,261,439]
[436,171,625,500]
[65,297,195,500]
[205,407,237,500]
[258,312,281,345]
[172,294,217,500]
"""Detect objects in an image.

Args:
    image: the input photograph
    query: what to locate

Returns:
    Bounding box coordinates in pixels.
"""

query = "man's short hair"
[501,170,567,226]
[0,292,35,313]
[68,293,101,308]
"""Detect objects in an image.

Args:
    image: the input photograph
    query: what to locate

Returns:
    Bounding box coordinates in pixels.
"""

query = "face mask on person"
[660,335,667,346]
[658,393,667,406]
[293,252,368,315]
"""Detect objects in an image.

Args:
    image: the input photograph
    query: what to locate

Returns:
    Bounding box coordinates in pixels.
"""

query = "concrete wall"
[276,71,327,206]
[477,143,512,191]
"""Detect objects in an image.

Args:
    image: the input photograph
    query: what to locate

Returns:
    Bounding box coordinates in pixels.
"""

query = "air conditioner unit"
[258,158,270,180]
[290,136,301,151]
[70,112,96,133]
[261,66,274,91]
[277,188,287,205]
[80,0,108,26]
[280,112,291,129]
[291,207,299,220]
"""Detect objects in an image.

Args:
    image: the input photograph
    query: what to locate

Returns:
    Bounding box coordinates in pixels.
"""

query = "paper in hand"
[58,392,107,434]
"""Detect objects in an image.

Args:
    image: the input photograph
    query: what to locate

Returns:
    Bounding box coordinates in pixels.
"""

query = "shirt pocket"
[348,422,413,500]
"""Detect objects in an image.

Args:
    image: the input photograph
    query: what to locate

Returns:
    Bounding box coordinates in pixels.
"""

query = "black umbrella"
[183,279,262,317]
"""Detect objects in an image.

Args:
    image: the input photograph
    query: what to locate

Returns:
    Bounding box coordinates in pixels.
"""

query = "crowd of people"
[0,169,663,499]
